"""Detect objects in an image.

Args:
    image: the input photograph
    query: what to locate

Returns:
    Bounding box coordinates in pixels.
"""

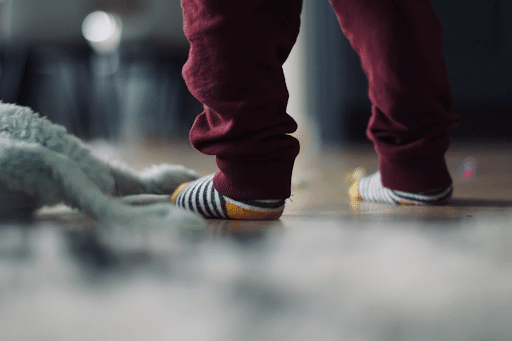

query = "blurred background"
[0,0,510,146]
[0,0,200,144]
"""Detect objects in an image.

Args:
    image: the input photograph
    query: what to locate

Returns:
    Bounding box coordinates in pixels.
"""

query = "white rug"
[0,214,510,340]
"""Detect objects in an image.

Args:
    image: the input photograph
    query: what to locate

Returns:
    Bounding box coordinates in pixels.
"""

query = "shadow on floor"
[450,198,512,207]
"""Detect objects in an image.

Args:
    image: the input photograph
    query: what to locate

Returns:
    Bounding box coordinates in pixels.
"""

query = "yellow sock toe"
[348,181,361,202]
[171,182,190,204]
[225,201,284,220]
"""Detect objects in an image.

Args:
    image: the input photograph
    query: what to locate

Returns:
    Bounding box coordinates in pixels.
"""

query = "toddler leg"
[329,0,460,203]
[179,0,302,218]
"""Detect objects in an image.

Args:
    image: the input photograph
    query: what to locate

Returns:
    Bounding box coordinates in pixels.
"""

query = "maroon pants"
[181,0,460,200]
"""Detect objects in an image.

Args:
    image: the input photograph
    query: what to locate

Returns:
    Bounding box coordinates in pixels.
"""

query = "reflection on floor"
[2,141,512,340]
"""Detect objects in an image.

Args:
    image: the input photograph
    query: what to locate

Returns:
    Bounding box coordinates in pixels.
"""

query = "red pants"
[182,0,460,200]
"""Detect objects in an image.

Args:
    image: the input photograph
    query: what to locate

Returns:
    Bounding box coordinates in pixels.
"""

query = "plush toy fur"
[0,102,204,229]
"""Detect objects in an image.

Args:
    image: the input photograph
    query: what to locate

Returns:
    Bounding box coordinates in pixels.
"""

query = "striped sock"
[349,171,453,205]
[170,174,286,220]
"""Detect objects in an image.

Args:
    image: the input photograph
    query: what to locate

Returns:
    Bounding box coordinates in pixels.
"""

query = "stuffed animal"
[0,102,204,229]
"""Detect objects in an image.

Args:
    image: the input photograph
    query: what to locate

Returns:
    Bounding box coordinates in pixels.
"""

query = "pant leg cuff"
[379,154,452,193]
[213,157,295,200]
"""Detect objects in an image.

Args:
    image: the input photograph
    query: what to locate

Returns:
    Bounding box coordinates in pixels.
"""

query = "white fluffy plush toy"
[0,102,204,229]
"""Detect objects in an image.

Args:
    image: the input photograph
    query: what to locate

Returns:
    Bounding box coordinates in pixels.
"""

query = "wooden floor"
[31,140,512,232]
[101,140,512,230]
[4,141,512,340]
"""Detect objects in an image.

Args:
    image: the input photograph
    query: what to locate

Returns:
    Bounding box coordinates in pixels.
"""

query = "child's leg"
[176,0,303,219]
[329,0,460,204]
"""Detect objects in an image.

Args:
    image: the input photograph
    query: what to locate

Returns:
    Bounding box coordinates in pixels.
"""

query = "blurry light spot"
[457,156,477,182]
[82,11,118,43]
[82,11,122,54]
